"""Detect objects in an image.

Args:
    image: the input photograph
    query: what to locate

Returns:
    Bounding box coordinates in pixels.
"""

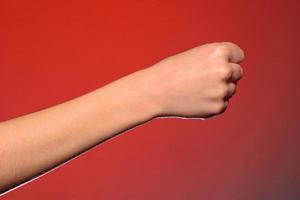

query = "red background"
[1,0,300,199]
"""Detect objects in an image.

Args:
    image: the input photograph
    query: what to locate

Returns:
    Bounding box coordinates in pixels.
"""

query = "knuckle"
[230,63,244,81]
[228,83,237,97]
[211,101,227,113]
[240,66,244,77]
[223,41,245,61]
[229,82,237,91]
[240,50,245,61]
[220,41,235,47]
[232,89,237,96]
[214,44,231,57]
[217,65,232,79]
[215,85,229,98]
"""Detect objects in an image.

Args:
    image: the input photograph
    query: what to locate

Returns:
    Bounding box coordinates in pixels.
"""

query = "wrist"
[119,67,164,121]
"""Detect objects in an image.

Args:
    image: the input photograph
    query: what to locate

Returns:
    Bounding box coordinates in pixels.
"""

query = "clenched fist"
[139,42,245,119]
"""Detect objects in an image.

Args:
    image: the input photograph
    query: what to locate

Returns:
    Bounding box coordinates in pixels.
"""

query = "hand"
[145,42,245,119]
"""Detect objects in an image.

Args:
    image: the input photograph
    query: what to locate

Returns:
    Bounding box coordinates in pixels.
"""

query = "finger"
[217,100,229,115]
[218,42,245,63]
[228,63,243,82]
[224,82,237,100]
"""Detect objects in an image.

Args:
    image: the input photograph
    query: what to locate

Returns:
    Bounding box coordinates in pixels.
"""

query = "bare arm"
[0,42,244,194]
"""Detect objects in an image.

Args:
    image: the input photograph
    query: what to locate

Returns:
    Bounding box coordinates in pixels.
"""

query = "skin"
[0,42,244,195]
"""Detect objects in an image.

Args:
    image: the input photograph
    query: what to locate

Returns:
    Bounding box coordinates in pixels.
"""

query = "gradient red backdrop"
[1,0,300,199]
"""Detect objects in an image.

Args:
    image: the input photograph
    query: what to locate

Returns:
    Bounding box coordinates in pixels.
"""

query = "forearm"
[0,68,160,193]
